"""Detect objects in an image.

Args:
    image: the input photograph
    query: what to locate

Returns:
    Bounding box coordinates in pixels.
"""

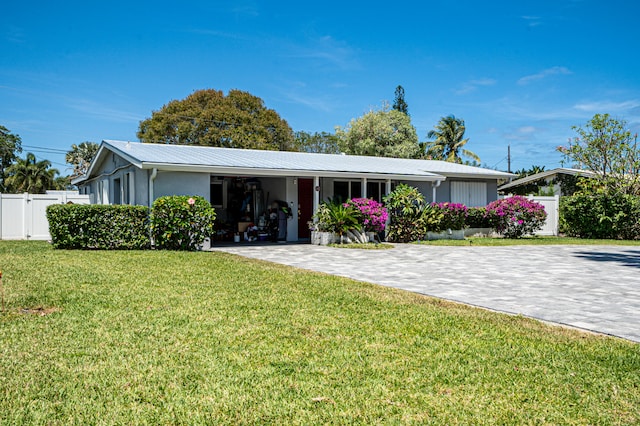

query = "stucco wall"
[153,171,210,200]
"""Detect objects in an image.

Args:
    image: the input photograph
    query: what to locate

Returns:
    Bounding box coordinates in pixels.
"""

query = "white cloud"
[65,98,142,123]
[287,36,359,71]
[454,78,496,95]
[521,16,542,27]
[573,100,640,113]
[518,126,536,134]
[518,66,572,85]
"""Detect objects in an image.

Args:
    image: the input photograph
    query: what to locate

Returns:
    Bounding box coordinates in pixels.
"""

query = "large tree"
[392,85,409,115]
[558,113,640,194]
[137,89,295,151]
[0,125,23,191]
[295,131,340,154]
[423,115,480,164]
[66,141,99,178]
[5,152,59,194]
[335,107,421,158]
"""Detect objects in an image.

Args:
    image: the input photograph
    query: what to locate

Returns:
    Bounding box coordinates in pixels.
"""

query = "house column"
[361,177,367,198]
[385,179,392,239]
[313,175,320,214]
[148,168,158,207]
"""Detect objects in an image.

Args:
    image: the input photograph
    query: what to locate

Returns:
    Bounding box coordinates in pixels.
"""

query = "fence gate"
[0,192,90,240]
[526,195,559,236]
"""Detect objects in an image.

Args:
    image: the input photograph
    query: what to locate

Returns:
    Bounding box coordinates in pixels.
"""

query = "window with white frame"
[333,180,362,202]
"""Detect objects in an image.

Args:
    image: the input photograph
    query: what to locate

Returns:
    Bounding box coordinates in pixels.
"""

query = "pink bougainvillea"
[345,198,389,232]
[431,202,468,230]
[484,196,547,238]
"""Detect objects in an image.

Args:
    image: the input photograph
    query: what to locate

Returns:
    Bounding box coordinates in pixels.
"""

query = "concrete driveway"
[212,243,640,343]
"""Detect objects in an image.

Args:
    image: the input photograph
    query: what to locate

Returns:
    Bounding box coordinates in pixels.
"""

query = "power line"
[22,145,68,154]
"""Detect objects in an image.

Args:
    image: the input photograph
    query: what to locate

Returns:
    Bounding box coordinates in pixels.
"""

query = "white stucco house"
[73,140,514,241]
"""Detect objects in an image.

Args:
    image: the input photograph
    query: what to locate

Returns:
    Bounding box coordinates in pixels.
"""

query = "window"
[210,178,226,208]
[366,181,387,202]
[113,178,121,204]
[97,179,109,204]
[333,181,349,202]
[334,180,386,201]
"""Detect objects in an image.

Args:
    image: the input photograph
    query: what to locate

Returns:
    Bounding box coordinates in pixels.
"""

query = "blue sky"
[2,1,639,175]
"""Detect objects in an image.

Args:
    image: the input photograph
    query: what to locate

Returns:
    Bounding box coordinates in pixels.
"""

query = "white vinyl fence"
[507,195,559,236]
[0,192,91,240]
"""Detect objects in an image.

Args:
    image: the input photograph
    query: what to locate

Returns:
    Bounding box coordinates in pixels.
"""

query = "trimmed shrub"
[560,192,640,240]
[465,207,491,228]
[150,195,216,250]
[485,196,547,238]
[47,204,150,249]
[431,202,468,231]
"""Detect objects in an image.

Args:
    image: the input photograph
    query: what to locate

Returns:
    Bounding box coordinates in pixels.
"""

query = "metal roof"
[498,168,596,191]
[77,140,514,183]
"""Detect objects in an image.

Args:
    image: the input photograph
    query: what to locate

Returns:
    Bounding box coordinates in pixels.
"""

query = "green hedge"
[560,193,640,240]
[150,195,216,251]
[47,204,151,249]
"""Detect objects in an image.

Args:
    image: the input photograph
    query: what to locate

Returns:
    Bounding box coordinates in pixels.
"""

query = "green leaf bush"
[150,195,216,250]
[465,207,491,228]
[560,192,640,240]
[46,204,150,249]
[383,184,442,242]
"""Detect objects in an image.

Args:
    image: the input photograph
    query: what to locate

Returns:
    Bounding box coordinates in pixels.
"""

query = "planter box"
[426,229,465,240]
[311,231,337,245]
[464,227,494,237]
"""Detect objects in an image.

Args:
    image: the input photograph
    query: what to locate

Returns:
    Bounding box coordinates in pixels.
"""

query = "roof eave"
[138,162,445,181]
[439,172,515,180]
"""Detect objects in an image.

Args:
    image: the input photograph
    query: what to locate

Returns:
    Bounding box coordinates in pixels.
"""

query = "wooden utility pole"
[507,145,512,173]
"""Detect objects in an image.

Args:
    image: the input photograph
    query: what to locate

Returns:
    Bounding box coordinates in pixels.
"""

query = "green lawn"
[1,241,638,424]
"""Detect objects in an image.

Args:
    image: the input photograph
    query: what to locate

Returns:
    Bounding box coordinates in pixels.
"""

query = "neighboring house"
[73,140,513,241]
[498,168,596,196]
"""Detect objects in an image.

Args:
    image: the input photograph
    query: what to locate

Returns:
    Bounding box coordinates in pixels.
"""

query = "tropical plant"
[66,141,99,178]
[484,196,547,238]
[423,115,480,164]
[383,184,442,242]
[150,195,216,250]
[0,125,22,191]
[507,165,547,196]
[4,152,59,193]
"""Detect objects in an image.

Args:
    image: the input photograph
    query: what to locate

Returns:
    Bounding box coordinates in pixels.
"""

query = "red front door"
[297,178,314,239]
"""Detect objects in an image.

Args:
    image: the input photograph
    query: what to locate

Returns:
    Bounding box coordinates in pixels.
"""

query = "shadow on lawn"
[574,250,640,269]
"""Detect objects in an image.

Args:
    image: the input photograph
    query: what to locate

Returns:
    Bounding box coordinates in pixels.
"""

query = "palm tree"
[4,152,59,193]
[66,141,99,178]
[424,115,480,164]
